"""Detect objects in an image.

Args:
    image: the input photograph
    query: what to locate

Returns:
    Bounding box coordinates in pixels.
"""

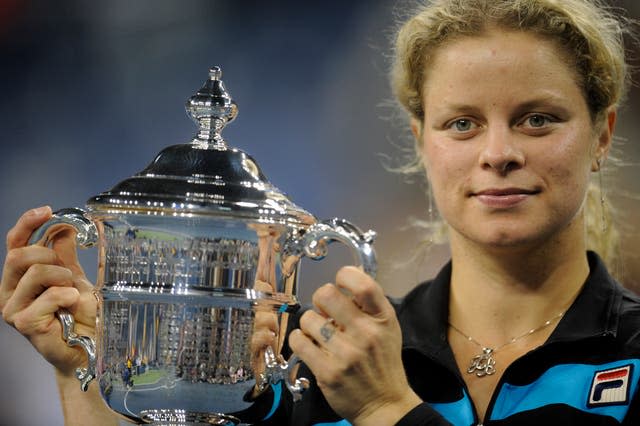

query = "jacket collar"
[396,251,623,356]
[396,260,453,356]
[547,251,622,343]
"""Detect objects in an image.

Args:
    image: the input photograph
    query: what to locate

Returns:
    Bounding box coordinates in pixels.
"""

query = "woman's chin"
[453,226,556,252]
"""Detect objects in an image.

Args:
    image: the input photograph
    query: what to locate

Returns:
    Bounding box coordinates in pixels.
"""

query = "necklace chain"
[449,310,565,378]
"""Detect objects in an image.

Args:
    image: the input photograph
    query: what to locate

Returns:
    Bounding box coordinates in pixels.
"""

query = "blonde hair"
[390,0,634,271]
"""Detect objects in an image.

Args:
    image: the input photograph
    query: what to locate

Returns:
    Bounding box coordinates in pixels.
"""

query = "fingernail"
[30,206,50,216]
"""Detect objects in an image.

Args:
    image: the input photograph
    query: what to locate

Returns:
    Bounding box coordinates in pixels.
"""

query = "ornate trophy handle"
[276,218,377,400]
[258,347,310,402]
[28,207,99,392]
[285,218,377,277]
[57,308,98,391]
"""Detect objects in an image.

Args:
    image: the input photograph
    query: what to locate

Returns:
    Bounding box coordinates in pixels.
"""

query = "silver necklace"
[449,311,565,378]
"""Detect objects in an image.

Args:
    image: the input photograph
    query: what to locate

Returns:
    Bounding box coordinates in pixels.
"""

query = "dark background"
[0,1,638,424]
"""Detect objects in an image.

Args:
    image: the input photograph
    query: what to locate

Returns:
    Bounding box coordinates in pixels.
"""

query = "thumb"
[51,229,88,279]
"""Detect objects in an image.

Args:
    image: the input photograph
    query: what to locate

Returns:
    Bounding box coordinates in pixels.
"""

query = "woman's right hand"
[0,206,97,377]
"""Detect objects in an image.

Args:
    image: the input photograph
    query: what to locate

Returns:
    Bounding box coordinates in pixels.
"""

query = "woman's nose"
[478,126,525,174]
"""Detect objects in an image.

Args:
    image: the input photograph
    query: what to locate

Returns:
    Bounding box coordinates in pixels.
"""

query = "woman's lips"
[473,188,539,208]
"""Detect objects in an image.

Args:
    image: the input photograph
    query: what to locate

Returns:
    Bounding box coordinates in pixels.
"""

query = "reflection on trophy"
[29,67,376,425]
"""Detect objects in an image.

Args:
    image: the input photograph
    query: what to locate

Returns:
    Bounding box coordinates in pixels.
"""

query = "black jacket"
[247,252,640,425]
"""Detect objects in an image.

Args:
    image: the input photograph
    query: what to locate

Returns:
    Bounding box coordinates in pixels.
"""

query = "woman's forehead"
[421,29,584,103]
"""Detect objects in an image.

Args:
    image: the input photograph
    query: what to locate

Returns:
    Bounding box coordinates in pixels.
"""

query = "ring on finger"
[320,318,338,343]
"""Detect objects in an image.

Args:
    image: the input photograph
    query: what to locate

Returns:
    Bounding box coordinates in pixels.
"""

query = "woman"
[2,0,638,425]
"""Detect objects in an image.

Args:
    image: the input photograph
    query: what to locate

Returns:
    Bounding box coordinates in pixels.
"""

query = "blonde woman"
[1,0,638,425]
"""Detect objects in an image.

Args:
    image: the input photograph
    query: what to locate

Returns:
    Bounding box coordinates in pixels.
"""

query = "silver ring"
[320,318,337,343]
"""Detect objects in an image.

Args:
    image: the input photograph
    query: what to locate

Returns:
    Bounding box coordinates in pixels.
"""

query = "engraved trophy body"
[29,67,376,425]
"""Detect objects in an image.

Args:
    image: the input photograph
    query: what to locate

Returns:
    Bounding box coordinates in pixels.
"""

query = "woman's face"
[416,29,614,250]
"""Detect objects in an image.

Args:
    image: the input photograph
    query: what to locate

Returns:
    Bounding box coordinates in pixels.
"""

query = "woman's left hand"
[288,266,422,425]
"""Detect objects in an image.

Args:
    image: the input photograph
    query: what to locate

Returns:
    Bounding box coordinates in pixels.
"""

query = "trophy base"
[139,409,240,425]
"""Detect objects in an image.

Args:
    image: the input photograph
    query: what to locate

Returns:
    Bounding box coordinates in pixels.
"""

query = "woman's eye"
[524,114,551,128]
[449,119,475,132]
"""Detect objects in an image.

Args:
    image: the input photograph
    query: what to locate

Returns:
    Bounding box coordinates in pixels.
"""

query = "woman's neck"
[447,229,590,347]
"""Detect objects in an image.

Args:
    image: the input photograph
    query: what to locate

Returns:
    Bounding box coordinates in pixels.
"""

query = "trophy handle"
[56,308,98,391]
[259,347,310,402]
[28,208,99,392]
[285,218,377,278]
[277,218,377,400]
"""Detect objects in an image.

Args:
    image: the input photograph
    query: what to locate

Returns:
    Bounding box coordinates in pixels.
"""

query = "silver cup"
[29,68,376,425]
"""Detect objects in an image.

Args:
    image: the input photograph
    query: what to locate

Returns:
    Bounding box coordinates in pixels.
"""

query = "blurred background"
[0,1,638,424]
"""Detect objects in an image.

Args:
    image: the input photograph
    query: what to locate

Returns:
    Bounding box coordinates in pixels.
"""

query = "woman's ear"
[592,108,616,171]
[410,117,422,141]
[410,117,431,178]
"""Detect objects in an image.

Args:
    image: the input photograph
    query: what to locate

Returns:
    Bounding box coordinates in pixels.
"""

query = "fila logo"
[588,364,633,407]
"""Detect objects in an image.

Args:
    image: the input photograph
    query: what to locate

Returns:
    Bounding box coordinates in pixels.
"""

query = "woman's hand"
[289,266,422,425]
[0,206,97,377]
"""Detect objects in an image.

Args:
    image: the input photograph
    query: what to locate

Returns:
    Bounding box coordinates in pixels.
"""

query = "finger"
[335,266,390,317]
[10,285,80,336]
[0,246,64,312]
[298,309,344,347]
[2,264,73,321]
[7,207,87,279]
[69,279,98,326]
[311,283,362,329]
[250,328,278,354]
[254,279,274,293]
[72,276,95,295]
[50,230,86,278]
[288,328,330,372]
[6,206,52,250]
[1,246,63,295]
[254,310,279,334]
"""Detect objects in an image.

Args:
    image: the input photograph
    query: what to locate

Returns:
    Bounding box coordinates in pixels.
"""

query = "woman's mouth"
[473,188,540,208]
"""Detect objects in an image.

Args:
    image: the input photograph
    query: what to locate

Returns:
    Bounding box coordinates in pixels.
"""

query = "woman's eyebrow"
[512,94,569,111]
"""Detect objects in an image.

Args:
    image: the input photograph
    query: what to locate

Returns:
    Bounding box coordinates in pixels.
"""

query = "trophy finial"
[186,66,238,148]
[209,66,222,80]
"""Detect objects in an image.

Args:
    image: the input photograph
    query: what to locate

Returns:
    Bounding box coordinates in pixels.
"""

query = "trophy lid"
[87,67,314,226]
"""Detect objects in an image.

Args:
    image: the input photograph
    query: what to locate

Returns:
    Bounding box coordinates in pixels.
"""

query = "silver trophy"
[29,67,376,425]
